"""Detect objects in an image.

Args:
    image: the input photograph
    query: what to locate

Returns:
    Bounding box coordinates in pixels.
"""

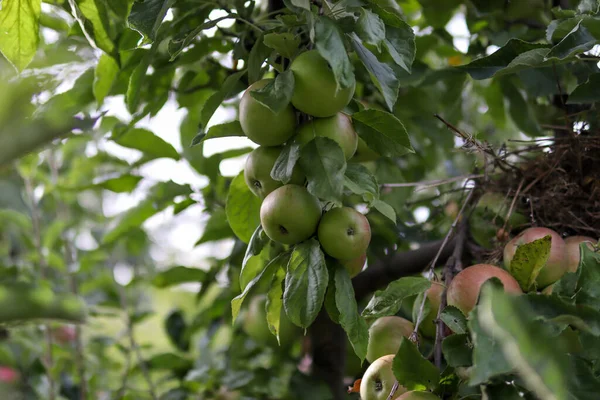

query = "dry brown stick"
[48,153,87,400]
[24,177,57,400]
[411,187,476,341]
[433,221,467,369]
[501,178,525,234]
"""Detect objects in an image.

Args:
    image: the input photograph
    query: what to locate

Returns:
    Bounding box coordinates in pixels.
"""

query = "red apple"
[418,282,445,339]
[341,254,367,278]
[446,264,522,315]
[564,236,597,272]
[503,227,567,288]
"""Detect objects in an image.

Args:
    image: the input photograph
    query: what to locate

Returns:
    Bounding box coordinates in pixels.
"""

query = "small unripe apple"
[318,207,371,261]
[360,354,407,400]
[418,283,444,339]
[446,264,522,315]
[504,227,567,288]
[244,146,304,199]
[260,185,322,245]
[290,50,355,117]
[366,316,414,363]
[242,295,299,348]
[396,391,440,400]
[239,79,297,146]
[564,236,596,272]
[341,253,367,278]
[296,113,358,160]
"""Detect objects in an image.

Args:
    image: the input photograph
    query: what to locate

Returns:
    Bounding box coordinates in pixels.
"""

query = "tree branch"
[353,239,457,301]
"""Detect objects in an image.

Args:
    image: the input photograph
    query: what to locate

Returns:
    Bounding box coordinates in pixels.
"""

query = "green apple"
[360,354,407,400]
[290,50,355,117]
[341,253,367,278]
[504,227,567,288]
[242,294,299,348]
[446,264,522,315]
[351,136,380,162]
[244,146,304,199]
[396,391,440,400]
[564,236,596,272]
[260,184,322,245]
[317,207,371,261]
[366,316,414,363]
[296,113,358,160]
[239,79,297,146]
[417,282,444,339]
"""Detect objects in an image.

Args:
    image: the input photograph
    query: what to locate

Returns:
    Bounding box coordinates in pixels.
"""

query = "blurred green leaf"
[165,310,190,351]
[263,32,300,59]
[442,334,472,367]
[567,73,600,104]
[195,208,234,245]
[191,121,245,146]
[226,171,261,244]
[575,244,600,308]
[153,266,207,288]
[93,54,119,105]
[500,79,543,136]
[298,137,347,205]
[248,33,272,83]
[112,128,180,160]
[200,70,246,129]
[127,0,174,41]
[0,0,41,71]
[362,276,430,318]
[283,238,329,329]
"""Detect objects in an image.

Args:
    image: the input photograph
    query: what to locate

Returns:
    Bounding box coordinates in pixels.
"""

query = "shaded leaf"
[392,337,440,390]
[283,238,329,329]
[547,20,599,60]
[225,171,261,244]
[200,70,246,128]
[335,265,369,362]
[442,334,472,367]
[298,137,346,205]
[249,69,295,114]
[195,208,234,245]
[263,32,301,59]
[352,109,414,157]
[344,163,379,199]
[500,79,542,136]
[567,73,600,104]
[315,16,356,90]
[93,54,120,105]
[371,199,396,223]
[248,33,272,83]
[362,276,430,318]
[127,0,174,41]
[356,8,386,51]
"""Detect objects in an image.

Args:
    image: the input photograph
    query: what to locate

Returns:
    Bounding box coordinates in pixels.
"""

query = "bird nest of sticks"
[470,131,600,263]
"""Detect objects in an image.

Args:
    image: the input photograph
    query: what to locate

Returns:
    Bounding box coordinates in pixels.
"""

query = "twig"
[387,381,401,400]
[115,277,159,400]
[24,177,56,400]
[411,186,476,342]
[434,221,467,369]
[501,178,525,234]
[48,153,87,400]
[381,174,486,189]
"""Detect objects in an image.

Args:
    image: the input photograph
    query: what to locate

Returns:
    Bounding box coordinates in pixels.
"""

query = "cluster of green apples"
[358,228,597,400]
[240,50,376,276]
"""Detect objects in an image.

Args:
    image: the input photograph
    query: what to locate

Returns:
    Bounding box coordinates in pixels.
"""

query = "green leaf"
[440,306,467,334]
[200,70,246,129]
[94,174,143,193]
[352,109,414,157]
[356,8,386,52]
[249,69,295,114]
[476,282,570,400]
[344,163,380,199]
[271,141,301,184]
[126,53,152,113]
[263,32,301,59]
[575,243,600,308]
[112,128,180,160]
[459,39,549,80]
[93,54,119,105]
[248,33,272,83]
[371,199,396,223]
[283,238,329,329]
[152,266,207,288]
[315,16,356,90]
[195,208,234,245]
[242,225,270,268]
[298,137,347,205]
[0,0,41,71]
[392,337,440,391]
[70,0,115,55]
[168,15,231,60]
[290,0,310,10]
[442,334,472,367]
[127,0,174,41]
[567,73,600,104]
[191,121,245,146]
[525,293,600,336]
[500,79,542,136]
[103,181,191,244]
[350,33,399,112]
[266,266,286,343]
[382,15,416,73]
[232,251,290,324]
[226,171,261,244]
[547,20,599,60]
[507,235,551,291]
[335,265,369,362]
[362,277,431,318]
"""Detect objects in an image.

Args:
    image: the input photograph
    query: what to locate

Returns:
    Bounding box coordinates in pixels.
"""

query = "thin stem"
[115,277,158,400]
[233,16,264,33]
[48,153,87,400]
[500,178,525,234]
[387,381,401,400]
[381,174,486,189]
[411,187,475,341]
[24,178,57,400]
